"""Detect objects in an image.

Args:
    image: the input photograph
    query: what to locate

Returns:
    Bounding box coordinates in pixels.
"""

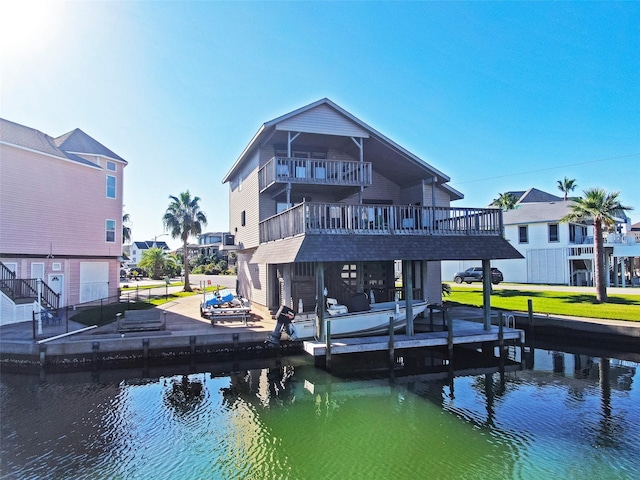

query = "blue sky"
[2,1,638,249]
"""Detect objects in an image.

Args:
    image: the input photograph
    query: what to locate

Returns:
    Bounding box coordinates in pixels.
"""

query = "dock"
[303,319,524,356]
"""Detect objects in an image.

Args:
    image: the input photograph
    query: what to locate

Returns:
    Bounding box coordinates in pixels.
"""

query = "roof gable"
[275,103,370,138]
[55,128,126,163]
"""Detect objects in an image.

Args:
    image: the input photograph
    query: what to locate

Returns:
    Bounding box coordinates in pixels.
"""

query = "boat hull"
[290,300,428,340]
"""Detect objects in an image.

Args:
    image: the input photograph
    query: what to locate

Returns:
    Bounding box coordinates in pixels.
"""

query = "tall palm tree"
[162,191,207,292]
[122,213,132,243]
[494,192,517,211]
[561,188,632,302]
[557,177,577,201]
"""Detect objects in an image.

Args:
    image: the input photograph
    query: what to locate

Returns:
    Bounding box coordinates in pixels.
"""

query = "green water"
[1,348,639,479]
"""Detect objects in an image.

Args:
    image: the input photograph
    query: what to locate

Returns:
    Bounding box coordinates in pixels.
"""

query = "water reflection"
[1,346,639,479]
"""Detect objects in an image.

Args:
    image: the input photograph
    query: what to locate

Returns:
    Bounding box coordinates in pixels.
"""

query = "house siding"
[276,104,369,138]
[229,151,261,250]
[0,144,124,257]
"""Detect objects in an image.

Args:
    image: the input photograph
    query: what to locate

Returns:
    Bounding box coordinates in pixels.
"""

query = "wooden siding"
[228,150,261,249]
[0,144,124,257]
[276,104,370,138]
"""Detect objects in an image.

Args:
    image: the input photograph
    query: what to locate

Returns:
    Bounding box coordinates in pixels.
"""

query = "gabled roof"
[0,118,126,167]
[54,128,126,162]
[222,98,463,200]
[492,188,562,207]
[133,241,170,250]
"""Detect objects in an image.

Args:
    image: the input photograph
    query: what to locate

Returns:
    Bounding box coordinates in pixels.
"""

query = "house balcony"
[258,157,372,196]
[259,202,504,243]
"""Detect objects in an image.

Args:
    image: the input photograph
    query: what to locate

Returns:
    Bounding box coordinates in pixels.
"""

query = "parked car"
[453,267,503,285]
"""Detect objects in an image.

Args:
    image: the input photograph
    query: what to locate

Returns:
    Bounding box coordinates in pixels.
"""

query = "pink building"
[0,118,127,325]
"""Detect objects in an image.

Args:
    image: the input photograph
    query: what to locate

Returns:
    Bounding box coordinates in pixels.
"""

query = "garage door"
[80,262,109,303]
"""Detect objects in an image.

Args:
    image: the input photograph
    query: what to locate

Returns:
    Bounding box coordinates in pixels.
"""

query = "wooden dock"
[303,319,524,357]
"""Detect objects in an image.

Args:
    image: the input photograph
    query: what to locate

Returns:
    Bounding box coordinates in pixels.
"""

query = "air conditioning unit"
[224,234,235,246]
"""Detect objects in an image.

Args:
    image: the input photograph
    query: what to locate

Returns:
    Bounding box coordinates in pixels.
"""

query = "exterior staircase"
[0,261,60,311]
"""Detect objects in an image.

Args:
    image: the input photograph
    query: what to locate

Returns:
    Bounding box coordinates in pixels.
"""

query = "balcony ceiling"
[266,130,446,188]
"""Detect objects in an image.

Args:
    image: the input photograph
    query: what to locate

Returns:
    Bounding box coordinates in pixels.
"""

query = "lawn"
[445,285,640,322]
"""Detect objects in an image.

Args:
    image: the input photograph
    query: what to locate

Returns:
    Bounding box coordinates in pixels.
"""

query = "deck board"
[302,319,524,356]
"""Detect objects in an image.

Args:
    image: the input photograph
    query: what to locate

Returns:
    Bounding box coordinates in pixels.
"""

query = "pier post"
[528,299,534,329]
[499,312,504,349]
[325,320,331,371]
[388,316,395,367]
[446,310,453,357]
[142,338,149,362]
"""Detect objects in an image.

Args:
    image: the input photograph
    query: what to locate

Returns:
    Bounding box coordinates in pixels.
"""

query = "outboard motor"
[266,305,296,346]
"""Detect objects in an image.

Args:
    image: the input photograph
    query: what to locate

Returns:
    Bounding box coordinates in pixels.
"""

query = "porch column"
[621,257,627,288]
[283,264,293,308]
[482,259,491,330]
[316,262,325,341]
[404,260,414,336]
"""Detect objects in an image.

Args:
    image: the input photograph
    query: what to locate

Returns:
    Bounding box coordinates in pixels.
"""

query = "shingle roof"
[502,201,574,225]
[54,128,126,162]
[0,118,126,166]
[251,234,523,264]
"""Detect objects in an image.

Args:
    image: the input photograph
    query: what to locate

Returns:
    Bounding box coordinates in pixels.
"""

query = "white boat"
[288,299,429,341]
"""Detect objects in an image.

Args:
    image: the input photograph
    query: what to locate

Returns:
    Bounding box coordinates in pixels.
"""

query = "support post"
[316,262,325,340]
[446,309,453,358]
[388,316,395,367]
[325,319,331,371]
[404,260,414,336]
[528,299,534,329]
[499,312,504,349]
[482,259,491,330]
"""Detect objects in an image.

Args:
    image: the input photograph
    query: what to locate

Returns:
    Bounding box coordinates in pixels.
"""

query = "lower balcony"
[259,202,503,243]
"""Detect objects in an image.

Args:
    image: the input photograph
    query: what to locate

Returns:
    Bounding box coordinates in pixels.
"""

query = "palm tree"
[138,247,173,280]
[557,177,577,201]
[162,191,207,292]
[122,213,132,243]
[493,192,517,211]
[561,188,632,302]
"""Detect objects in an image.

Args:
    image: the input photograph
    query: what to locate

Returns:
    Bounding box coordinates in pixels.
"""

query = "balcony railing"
[259,202,503,243]
[259,157,372,192]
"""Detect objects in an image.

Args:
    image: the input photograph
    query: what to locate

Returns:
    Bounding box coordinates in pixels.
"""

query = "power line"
[451,153,640,186]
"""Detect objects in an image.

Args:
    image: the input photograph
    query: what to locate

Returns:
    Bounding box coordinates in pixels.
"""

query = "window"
[548,224,559,242]
[106,175,116,199]
[518,225,528,243]
[106,161,116,171]
[241,210,246,227]
[106,219,116,242]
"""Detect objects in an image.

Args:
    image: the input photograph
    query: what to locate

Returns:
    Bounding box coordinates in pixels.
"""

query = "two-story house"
[222,99,521,327]
[128,240,170,267]
[443,188,639,287]
[0,118,127,325]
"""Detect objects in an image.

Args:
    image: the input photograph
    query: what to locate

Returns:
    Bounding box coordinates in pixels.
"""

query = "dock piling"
[388,316,395,367]
[325,320,331,371]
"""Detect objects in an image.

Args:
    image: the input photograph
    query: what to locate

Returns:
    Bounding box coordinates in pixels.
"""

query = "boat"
[266,296,429,345]
[200,287,251,318]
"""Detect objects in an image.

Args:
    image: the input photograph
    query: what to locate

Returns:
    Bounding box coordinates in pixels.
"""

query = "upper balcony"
[259,157,372,196]
[259,202,503,243]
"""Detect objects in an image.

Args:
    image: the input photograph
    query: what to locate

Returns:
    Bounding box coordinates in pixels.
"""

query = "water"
[1,345,639,480]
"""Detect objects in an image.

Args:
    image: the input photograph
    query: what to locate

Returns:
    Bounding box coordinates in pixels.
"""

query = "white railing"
[258,157,372,191]
[259,202,503,243]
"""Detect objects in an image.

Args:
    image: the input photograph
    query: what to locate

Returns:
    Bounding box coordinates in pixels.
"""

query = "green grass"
[445,286,640,321]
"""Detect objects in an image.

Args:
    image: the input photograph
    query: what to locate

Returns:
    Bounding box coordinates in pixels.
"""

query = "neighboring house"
[196,231,235,260]
[221,98,521,319]
[0,118,127,325]
[443,188,640,287]
[128,241,170,267]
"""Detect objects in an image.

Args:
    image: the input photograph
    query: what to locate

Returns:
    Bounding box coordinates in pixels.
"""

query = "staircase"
[0,261,60,311]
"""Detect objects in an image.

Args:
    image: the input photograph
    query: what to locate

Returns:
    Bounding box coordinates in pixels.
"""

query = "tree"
[122,213,132,243]
[162,191,208,292]
[561,188,632,302]
[493,192,517,211]
[138,247,174,280]
[557,177,578,201]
